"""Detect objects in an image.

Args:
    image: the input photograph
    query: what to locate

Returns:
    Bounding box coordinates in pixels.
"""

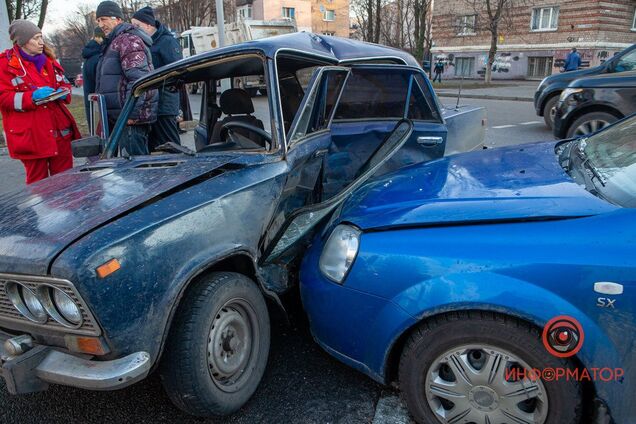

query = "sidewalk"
[433,79,538,102]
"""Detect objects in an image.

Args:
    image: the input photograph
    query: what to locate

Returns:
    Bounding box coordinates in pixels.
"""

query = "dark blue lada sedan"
[300,116,636,424]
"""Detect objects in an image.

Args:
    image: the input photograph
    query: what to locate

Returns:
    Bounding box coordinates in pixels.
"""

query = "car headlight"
[5,282,47,323]
[559,88,584,103]
[37,286,83,327]
[319,224,361,284]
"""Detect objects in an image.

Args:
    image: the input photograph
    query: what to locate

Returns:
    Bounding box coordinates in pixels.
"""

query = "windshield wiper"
[574,139,606,187]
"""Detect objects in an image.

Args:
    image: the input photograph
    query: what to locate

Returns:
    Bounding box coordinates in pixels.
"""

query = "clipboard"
[34,88,70,106]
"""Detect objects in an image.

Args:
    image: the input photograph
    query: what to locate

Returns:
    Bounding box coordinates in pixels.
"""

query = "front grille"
[0,274,100,336]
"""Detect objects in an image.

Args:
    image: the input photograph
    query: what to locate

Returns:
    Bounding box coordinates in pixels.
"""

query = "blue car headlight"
[319,224,361,284]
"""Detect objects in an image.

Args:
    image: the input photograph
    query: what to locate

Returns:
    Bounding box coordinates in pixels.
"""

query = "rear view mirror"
[72,136,103,158]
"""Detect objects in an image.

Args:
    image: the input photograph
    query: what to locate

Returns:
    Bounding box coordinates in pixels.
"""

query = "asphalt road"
[0,97,554,423]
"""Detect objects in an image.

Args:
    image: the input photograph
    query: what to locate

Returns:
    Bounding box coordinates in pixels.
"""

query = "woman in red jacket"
[0,20,81,184]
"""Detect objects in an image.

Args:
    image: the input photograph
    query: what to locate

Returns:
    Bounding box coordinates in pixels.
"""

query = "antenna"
[455,75,464,110]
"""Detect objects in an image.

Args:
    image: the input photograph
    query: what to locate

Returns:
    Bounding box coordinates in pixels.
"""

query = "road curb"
[437,93,534,102]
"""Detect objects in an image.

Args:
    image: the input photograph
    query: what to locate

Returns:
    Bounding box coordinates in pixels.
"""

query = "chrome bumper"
[0,331,150,394]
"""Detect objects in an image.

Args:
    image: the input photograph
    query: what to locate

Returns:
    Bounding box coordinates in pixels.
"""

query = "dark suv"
[553,70,636,139]
[534,44,636,129]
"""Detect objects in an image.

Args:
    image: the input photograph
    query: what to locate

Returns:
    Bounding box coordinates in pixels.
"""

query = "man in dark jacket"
[132,6,183,150]
[564,48,582,72]
[95,0,158,156]
[81,27,104,123]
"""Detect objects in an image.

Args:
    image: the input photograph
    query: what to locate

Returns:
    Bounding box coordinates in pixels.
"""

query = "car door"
[259,66,349,251]
[323,65,447,199]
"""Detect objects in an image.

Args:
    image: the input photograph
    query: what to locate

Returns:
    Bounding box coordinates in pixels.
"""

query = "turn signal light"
[65,335,110,355]
[96,259,121,279]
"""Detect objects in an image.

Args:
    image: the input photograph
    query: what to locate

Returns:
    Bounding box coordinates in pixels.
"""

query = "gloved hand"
[32,86,55,101]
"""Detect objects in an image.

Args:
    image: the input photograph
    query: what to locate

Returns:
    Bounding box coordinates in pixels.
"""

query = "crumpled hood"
[0,155,234,275]
[339,141,618,230]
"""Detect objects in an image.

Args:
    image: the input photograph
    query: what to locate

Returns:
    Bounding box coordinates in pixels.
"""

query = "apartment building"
[236,0,350,37]
[431,0,635,79]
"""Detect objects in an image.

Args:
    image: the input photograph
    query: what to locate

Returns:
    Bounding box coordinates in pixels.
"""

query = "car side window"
[333,69,410,120]
[614,50,636,72]
[288,70,347,145]
[408,74,441,122]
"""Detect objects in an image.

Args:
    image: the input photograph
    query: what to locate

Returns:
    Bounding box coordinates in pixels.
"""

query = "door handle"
[417,136,443,147]
[313,148,329,158]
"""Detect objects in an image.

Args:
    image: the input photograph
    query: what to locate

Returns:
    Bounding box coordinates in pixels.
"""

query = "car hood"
[339,142,618,230]
[569,70,636,88]
[540,65,605,89]
[0,155,235,275]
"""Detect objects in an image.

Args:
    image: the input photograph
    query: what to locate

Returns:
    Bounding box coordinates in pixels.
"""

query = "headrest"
[219,88,254,115]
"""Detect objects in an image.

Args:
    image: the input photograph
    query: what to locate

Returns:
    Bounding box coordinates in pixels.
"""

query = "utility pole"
[0,0,11,50]
[215,0,225,48]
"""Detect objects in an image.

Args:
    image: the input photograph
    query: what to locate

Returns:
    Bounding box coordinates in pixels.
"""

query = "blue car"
[300,116,636,423]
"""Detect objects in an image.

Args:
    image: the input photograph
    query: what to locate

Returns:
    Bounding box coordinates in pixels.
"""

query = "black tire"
[566,112,617,139]
[259,88,267,96]
[542,96,559,130]
[189,83,198,95]
[399,311,581,424]
[160,272,270,417]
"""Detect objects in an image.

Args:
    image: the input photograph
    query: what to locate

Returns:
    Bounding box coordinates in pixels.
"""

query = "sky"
[43,0,100,35]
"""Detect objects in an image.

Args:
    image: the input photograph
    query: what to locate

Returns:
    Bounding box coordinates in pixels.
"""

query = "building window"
[322,31,335,36]
[282,7,295,19]
[237,5,252,19]
[528,57,554,78]
[323,9,335,21]
[531,6,559,31]
[455,57,474,77]
[457,15,476,35]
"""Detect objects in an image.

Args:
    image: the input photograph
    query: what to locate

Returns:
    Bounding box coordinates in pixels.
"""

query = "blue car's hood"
[340,141,617,230]
[0,155,234,275]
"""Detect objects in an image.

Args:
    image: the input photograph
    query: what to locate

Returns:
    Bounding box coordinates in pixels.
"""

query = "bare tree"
[351,0,384,43]
[459,0,533,83]
[5,0,49,28]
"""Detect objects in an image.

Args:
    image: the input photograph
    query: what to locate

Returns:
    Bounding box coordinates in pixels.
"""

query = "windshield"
[575,116,636,207]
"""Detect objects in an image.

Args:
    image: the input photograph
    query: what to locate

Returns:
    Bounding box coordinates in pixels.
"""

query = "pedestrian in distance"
[81,26,105,124]
[95,0,158,156]
[433,59,444,83]
[563,47,582,72]
[0,20,81,184]
[132,6,183,150]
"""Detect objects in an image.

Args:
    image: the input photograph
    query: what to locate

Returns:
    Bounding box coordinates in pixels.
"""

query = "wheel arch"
[151,250,277,371]
[562,104,624,136]
[383,309,598,414]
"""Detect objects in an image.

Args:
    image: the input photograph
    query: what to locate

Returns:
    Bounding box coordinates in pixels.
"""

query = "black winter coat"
[82,39,102,120]
[151,23,182,116]
[95,23,158,125]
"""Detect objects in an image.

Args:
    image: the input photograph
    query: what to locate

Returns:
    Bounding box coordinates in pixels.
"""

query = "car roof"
[137,32,420,86]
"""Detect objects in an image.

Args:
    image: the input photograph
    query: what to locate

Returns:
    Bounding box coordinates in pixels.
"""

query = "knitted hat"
[96,1,124,19]
[132,6,155,26]
[8,19,42,47]
[94,26,105,38]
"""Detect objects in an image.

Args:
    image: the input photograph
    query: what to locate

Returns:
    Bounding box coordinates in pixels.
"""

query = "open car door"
[260,119,413,265]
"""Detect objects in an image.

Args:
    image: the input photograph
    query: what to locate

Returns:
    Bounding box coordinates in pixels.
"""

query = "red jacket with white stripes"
[0,45,81,160]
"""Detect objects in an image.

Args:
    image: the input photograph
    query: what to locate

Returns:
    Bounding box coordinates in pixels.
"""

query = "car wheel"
[566,112,617,139]
[542,96,558,130]
[399,312,581,424]
[160,272,270,417]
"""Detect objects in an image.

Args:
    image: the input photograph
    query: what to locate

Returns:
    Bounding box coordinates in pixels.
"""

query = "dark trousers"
[120,124,150,156]
[149,115,180,151]
[432,72,442,82]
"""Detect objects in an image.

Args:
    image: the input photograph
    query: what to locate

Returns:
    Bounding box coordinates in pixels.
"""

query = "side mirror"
[72,135,103,158]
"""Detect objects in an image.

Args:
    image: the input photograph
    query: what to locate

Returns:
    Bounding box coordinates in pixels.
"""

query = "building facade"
[431,0,635,79]
[237,0,350,37]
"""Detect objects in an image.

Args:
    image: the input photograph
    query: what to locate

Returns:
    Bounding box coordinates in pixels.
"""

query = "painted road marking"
[492,125,516,129]
[520,121,542,125]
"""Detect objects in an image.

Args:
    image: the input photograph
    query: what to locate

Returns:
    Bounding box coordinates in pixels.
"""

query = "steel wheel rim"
[549,105,556,124]
[207,298,259,393]
[424,344,549,424]
[573,119,610,136]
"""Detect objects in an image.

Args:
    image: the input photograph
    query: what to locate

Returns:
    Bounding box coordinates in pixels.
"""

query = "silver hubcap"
[573,119,609,136]
[549,106,556,124]
[207,299,257,392]
[425,344,548,424]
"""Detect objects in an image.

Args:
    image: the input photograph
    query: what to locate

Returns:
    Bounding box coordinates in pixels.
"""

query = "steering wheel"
[219,121,272,149]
